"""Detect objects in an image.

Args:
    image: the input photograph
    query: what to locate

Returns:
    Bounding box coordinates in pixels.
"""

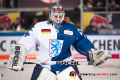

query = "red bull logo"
[90,14,113,28]
[0,15,13,28]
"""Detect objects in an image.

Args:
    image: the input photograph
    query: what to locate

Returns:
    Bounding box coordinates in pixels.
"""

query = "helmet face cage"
[49,4,65,29]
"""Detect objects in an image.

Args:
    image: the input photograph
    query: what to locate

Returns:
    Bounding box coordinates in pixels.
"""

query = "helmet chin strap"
[52,21,63,29]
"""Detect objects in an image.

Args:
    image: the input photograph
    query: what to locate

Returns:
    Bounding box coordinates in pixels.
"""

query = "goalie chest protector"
[18,21,84,71]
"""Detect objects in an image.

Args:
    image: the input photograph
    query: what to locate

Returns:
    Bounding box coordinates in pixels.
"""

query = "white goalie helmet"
[49,4,65,29]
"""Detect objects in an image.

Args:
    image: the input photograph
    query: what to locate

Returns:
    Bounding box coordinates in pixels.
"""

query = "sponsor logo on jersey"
[69,71,76,78]
[49,39,63,57]
[41,29,51,34]
[64,30,73,35]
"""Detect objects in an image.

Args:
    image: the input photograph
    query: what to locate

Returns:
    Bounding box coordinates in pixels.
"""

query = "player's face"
[53,15,63,23]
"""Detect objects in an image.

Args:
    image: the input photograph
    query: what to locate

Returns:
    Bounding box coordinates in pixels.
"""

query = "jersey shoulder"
[34,21,51,29]
[65,23,78,32]
[35,21,48,27]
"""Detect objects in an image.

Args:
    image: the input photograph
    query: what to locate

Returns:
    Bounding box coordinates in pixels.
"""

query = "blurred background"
[0,0,120,33]
[0,0,120,80]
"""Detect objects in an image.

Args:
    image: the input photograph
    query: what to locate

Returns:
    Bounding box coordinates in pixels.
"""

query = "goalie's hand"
[86,49,111,67]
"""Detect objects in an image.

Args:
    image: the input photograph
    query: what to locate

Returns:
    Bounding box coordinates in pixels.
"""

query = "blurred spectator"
[84,0,120,11]
[97,0,103,7]
[111,0,120,11]
[5,0,18,8]
[10,17,22,31]
[84,1,93,12]
[84,0,107,11]
[95,0,105,11]
[84,21,98,34]
[21,18,26,30]
[65,15,75,25]
[75,21,81,29]
[88,0,93,4]
[30,17,38,29]
[0,25,3,30]
[108,2,112,11]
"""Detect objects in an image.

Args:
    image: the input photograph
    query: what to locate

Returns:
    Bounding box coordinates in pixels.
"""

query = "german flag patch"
[41,29,51,34]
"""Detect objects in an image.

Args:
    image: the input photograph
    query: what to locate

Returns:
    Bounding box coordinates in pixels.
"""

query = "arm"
[7,24,39,71]
[83,27,90,34]
[73,29,94,56]
[17,25,38,52]
[73,29,111,66]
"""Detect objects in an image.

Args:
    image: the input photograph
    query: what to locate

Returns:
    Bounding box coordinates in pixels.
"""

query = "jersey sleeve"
[17,24,38,52]
[73,29,94,56]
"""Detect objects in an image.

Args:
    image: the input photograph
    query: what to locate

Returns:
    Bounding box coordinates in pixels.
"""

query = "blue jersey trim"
[84,34,120,35]
[0,32,27,36]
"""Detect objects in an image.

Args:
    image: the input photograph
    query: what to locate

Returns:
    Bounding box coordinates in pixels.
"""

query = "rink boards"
[0,33,120,60]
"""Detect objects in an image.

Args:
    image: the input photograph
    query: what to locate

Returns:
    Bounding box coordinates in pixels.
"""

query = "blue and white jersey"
[18,21,94,71]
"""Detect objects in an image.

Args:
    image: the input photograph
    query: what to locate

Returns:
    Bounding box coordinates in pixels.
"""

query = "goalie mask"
[49,4,65,29]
